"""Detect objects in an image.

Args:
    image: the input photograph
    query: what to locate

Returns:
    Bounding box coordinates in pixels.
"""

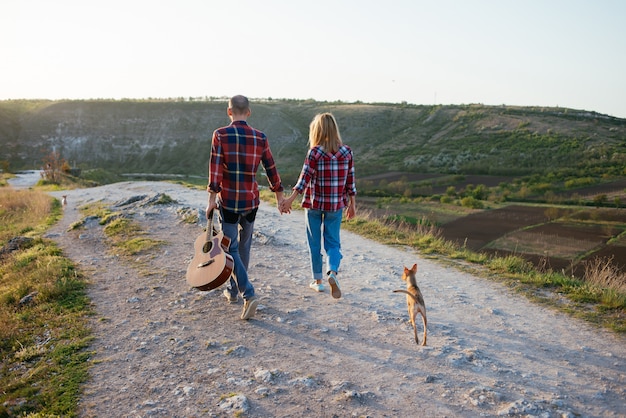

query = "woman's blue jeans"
[305,208,343,280]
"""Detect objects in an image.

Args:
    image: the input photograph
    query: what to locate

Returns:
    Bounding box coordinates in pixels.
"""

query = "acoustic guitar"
[186,209,234,291]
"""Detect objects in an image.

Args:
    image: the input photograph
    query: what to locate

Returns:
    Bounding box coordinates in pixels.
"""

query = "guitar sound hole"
[202,242,213,253]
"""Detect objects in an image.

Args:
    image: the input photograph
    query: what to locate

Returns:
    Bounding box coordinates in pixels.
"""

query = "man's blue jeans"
[305,208,343,280]
[221,213,255,300]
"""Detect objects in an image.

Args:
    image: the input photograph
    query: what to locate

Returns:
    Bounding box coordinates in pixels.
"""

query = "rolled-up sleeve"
[207,130,223,193]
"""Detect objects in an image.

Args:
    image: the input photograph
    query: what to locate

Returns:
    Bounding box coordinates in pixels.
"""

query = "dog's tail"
[393,289,421,303]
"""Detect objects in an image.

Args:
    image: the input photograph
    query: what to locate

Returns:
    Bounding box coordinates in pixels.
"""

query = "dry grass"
[0,188,55,242]
[584,256,626,294]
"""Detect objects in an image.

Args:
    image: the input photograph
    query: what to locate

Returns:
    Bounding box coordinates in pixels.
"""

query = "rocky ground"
[9,173,625,417]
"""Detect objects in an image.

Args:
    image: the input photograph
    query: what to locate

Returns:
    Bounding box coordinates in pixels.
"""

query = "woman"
[282,113,356,299]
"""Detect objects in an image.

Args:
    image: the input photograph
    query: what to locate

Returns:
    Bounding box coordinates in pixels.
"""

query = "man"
[206,95,285,320]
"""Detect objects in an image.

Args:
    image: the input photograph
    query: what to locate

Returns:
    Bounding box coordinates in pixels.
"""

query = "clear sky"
[2,0,625,118]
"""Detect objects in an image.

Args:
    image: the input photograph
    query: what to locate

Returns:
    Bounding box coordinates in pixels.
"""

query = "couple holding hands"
[206,95,356,320]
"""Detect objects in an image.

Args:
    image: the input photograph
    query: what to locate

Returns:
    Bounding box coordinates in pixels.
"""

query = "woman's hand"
[345,197,356,220]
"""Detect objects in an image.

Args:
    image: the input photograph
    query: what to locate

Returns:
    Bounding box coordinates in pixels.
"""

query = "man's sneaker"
[223,288,237,303]
[309,281,325,292]
[241,297,259,320]
[328,272,341,299]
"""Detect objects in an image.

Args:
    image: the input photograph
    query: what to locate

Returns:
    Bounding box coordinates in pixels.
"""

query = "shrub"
[460,196,483,209]
[564,177,596,189]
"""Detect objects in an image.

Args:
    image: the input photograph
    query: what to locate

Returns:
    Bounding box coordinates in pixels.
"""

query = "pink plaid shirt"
[293,145,356,211]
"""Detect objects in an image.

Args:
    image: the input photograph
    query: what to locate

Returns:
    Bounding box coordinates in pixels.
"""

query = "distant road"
[7,170,42,189]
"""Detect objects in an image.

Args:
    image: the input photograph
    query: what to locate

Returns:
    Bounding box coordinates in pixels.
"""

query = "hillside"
[1,99,625,184]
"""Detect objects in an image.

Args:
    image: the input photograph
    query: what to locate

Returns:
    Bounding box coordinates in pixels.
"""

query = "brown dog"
[393,263,427,345]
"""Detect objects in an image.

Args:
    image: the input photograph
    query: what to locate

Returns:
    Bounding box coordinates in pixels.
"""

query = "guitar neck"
[206,209,215,241]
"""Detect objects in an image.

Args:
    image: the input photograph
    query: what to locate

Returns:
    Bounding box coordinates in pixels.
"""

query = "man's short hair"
[229,95,250,115]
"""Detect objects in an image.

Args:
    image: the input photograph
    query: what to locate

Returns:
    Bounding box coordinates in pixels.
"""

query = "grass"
[35,172,100,191]
[583,256,626,294]
[0,188,58,235]
[75,203,164,257]
[0,186,93,417]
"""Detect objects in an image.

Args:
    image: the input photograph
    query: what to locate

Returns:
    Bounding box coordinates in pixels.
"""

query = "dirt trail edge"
[41,181,624,418]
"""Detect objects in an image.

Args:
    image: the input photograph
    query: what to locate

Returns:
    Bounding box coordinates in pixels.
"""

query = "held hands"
[278,192,298,214]
[278,198,290,214]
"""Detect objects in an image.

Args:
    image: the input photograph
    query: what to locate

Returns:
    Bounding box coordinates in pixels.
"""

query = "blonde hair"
[308,113,343,153]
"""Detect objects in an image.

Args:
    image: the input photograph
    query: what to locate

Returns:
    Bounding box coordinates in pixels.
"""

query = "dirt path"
[35,181,626,417]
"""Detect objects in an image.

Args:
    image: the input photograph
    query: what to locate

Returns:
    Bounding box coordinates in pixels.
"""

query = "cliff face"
[1,99,624,179]
[0,100,311,177]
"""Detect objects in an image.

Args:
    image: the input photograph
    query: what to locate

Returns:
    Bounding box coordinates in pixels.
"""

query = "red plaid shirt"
[293,145,356,211]
[208,120,283,213]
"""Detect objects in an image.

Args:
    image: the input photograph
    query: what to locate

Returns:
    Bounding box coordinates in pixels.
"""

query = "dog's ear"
[411,263,418,273]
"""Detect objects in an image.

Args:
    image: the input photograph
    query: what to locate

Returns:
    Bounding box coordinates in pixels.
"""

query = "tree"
[41,151,66,184]
[593,194,607,207]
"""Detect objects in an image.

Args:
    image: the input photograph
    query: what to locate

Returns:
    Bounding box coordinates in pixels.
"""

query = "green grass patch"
[103,216,140,237]
[77,204,164,258]
[114,237,164,256]
[154,193,177,204]
[80,168,123,185]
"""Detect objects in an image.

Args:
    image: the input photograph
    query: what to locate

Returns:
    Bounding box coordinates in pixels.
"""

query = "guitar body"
[186,223,234,291]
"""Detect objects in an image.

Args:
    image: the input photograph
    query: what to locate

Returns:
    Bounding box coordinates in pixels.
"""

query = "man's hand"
[206,199,218,220]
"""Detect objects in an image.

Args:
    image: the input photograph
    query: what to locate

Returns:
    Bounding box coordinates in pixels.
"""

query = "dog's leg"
[420,310,427,346]
[410,304,419,345]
